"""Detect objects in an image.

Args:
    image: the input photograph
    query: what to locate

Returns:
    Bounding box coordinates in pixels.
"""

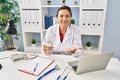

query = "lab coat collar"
[62,25,71,44]
[54,24,71,48]
[56,25,61,43]
[56,25,71,44]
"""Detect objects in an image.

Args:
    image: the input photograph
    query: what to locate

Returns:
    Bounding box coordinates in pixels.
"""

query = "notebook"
[19,56,55,76]
[68,53,113,74]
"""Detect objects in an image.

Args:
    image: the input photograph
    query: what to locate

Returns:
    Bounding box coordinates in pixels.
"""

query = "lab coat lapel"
[62,26,71,44]
[54,25,61,47]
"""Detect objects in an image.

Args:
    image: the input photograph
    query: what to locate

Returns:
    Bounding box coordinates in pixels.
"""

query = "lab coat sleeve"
[72,26,82,48]
[43,26,53,43]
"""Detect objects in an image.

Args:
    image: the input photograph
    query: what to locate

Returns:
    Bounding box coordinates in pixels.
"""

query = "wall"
[14,23,24,51]
[103,0,120,60]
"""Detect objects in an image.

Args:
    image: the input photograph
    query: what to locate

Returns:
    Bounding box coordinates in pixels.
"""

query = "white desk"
[0,52,120,80]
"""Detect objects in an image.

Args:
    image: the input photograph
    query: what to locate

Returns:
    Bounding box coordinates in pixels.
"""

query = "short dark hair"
[56,6,72,17]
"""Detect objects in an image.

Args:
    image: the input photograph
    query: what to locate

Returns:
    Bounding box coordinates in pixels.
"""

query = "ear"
[56,17,59,23]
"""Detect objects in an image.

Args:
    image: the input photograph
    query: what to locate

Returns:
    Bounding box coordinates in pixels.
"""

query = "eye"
[65,15,70,18]
[60,15,63,18]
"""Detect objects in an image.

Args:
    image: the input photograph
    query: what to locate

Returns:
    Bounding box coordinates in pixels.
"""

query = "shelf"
[41,5,80,8]
[80,29,104,35]
[19,5,40,9]
[83,46,100,54]
[22,26,42,32]
[25,46,41,53]
[81,3,106,9]
[25,42,41,53]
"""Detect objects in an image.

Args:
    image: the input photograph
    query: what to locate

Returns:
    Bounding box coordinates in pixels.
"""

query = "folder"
[97,11,103,29]
[44,16,53,29]
[82,0,88,4]
[30,0,34,5]
[86,10,92,29]
[81,10,87,28]
[91,11,98,29]
[22,10,27,25]
[26,10,30,26]
[87,0,94,4]
[34,10,40,26]
[27,10,32,26]
[31,10,35,26]
[18,56,55,76]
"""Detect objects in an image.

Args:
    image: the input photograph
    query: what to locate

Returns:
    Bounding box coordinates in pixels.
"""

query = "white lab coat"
[44,24,82,52]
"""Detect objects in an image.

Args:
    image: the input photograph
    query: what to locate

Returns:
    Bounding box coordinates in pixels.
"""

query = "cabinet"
[19,0,107,53]
[19,0,42,53]
[80,0,107,53]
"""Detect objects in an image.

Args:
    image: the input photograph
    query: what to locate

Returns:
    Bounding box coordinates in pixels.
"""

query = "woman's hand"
[43,45,54,54]
[66,47,82,54]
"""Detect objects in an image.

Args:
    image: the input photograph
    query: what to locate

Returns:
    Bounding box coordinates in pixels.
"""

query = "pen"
[57,66,71,80]
[57,66,68,80]
[34,62,39,72]
[37,65,59,80]
[63,68,71,80]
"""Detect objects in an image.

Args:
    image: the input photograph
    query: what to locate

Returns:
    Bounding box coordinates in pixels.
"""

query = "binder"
[26,0,29,5]
[86,10,92,29]
[91,11,98,29]
[18,56,55,76]
[44,16,53,29]
[31,10,35,26]
[22,10,27,25]
[26,10,30,26]
[87,0,94,4]
[82,0,88,4]
[34,10,40,26]
[28,10,32,25]
[97,11,103,29]
[81,11,87,28]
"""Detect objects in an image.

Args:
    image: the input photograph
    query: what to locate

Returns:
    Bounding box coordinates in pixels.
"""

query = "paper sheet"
[19,56,55,76]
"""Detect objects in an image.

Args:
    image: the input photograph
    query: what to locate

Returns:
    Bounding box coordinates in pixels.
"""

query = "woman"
[43,6,82,55]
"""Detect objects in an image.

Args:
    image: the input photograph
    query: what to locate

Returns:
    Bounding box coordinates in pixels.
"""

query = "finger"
[66,49,72,54]
[43,48,49,53]
[43,45,48,48]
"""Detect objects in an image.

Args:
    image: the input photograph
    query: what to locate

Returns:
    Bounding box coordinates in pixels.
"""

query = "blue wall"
[103,0,120,60]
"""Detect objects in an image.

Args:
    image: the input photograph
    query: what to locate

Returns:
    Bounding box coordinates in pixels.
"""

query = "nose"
[62,16,66,21]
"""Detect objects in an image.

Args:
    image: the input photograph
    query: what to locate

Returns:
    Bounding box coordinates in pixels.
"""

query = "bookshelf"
[19,0,107,53]
[19,0,42,53]
[80,0,107,53]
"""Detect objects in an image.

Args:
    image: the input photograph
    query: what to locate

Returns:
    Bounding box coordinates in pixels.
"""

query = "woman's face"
[57,9,71,28]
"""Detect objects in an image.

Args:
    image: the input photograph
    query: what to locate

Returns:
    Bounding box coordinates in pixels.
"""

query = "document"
[0,52,10,60]
[18,56,55,76]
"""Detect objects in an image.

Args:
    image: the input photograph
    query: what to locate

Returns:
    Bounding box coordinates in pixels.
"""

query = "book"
[18,56,55,76]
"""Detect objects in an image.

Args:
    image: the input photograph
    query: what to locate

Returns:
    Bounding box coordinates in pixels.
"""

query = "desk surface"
[0,52,120,80]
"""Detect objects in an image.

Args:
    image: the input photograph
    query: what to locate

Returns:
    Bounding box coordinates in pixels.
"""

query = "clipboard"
[18,56,55,76]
